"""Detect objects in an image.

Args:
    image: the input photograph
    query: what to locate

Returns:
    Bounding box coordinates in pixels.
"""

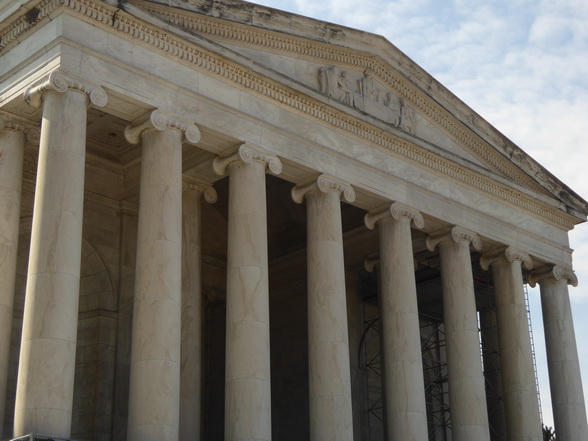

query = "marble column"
[292,174,356,441]
[125,110,201,441]
[180,179,217,441]
[529,265,588,441]
[14,71,107,438]
[213,144,282,441]
[426,226,490,441]
[364,203,428,441]
[0,115,38,436]
[478,308,507,441]
[481,247,542,441]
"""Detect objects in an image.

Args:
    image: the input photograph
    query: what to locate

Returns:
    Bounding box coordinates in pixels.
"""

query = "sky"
[251,0,588,431]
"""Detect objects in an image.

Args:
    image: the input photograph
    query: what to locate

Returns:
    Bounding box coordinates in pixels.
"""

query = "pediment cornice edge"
[1,0,582,229]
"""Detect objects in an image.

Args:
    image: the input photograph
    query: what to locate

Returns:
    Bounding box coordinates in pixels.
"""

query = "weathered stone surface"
[0,0,586,440]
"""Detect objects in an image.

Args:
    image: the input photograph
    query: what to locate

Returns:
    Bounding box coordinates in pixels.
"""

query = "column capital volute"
[24,70,108,109]
[182,177,218,204]
[480,246,533,271]
[291,174,356,204]
[124,110,201,145]
[426,226,482,252]
[212,143,282,176]
[528,265,578,288]
[364,255,380,273]
[364,202,424,230]
[0,111,40,144]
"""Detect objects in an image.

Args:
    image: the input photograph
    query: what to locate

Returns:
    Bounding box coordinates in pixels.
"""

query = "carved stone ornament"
[291,174,356,204]
[182,178,218,204]
[528,265,578,288]
[364,202,425,231]
[318,66,416,132]
[480,246,533,271]
[0,111,40,145]
[364,255,380,273]
[124,110,201,145]
[426,226,482,252]
[212,143,282,176]
[23,70,108,109]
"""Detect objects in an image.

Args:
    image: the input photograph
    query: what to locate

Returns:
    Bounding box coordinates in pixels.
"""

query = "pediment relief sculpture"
[318,66,416,133]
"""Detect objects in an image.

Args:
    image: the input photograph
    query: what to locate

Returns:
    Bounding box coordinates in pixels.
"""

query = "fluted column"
[213,144,282,441]
[481,247,542,441]
[426,226,490,441]
[125,110,201,441]
[180,179,217,441]
[529,265,588,441]
[0,114,39,436]
[292,174,356,441]
[364,203,428,441]
[14,71,107,438]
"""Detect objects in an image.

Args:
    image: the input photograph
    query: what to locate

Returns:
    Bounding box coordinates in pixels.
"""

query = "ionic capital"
[364,202,424,230]
[426,226,482,252]
[24,71,108,109]
[0,111,40,144]
[364,255,380,273]
[182,177,218,204]
[528,265,578,288]
[212,143,282,176]
[480,246,533,271]
[291,174,356,204]
[125,110,201,145]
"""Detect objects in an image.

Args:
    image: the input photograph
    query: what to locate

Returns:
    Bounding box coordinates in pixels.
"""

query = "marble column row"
[1,71,587,441]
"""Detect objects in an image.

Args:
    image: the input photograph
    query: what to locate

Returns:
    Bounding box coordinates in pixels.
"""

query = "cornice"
[133,0,544,194]
[0,0,580,230]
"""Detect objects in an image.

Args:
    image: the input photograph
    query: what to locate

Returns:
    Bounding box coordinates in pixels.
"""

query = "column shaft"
[224,160,271,441]
[537,273,588,441]
[14,89,88,438]
[302,179,354,441]
[127,127,183,441]
[366,205,428,441]
[180,186,203,440]
[487,253,541,441]
[429,228,490,441]
[478,308,507,441]
[0,127,26,436]
[180,182,216,441]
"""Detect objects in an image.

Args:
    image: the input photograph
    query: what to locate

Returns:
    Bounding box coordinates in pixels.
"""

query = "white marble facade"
[0,1,587,440]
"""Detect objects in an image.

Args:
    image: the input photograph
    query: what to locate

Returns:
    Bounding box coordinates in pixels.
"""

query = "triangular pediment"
[126,0,588,220]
